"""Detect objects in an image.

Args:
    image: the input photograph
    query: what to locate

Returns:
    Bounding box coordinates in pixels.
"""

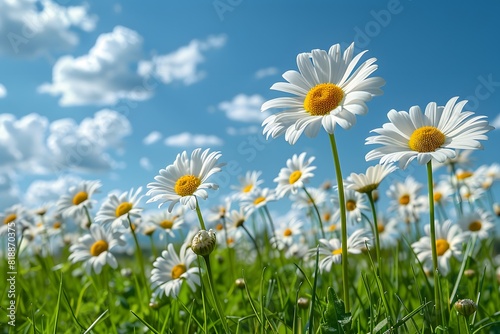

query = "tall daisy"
[274,152,316,198]
[146,148,224,213]
[95,187,144,229]
[332,187,369,225]
[261,42,384,145]
[270,219,304,250]
[150,241,200,298]
[345,163,397,195]
[69,223,126,275]
[457,209,494,240]
[231,170,264,200]
[56,180,102,220]
[147,208,185,240]
[386,176,428,224]
[240,187,277,217]
[411,220,468,276]
[365,96,494,170]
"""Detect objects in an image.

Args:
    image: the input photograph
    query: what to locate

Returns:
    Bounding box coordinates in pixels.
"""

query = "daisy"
[386,176,428,223]
[274,152,316,198]
[345,163,397,195]
[432,179,454,207]
[0,204,28,236]
[69,223,126,275]
[457,209,494,240]
[146,208,185,240]
[290,186,328,211]
[56,180,102,219]
[231,170,264,200]
[375,216,401,249]
[411,220,468,276]
[261,42,384,144]
[432,149,475,172]
[240,187,276,217]
[366,96,494,169]
[315,228,371,273]
[475,163,500,190]
[95,187,144,229]
[332,187,369,225]
[146,148,225,212]
[150,242,201,298]
[270,219,303,250]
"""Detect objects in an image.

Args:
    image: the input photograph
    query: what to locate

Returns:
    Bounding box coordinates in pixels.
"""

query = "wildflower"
[191,229,217,256]
[386,176,427,223]
[150,242,200,298]
[147,148,224,212]
[95,187,143,229]
[240,187,276,217]
[411,220,468,276]
[270,219,303,250]
[375,215,401,249]
[345,163,397,195]
[291,186,328,211]
[457,209,494,240]
[147,208,185,240]
[332,187,369,225]
[231,170,264,200]
[261,42,384,144]
[69,224,125,274]
[454,299,478,317]
[274,152,316,198]
[0,204,28,236]
[366,97,494,169]
[56,180,101,218]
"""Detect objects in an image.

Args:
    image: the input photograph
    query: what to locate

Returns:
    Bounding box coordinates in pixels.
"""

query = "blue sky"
[1,0,499,213]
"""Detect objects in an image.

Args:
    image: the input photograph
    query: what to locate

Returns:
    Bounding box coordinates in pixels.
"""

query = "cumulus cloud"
[0,172,20,211]
[217,94,269,123]
[139,157,153,171]
[24,174,82,208]
[139,34,227,85]
[255,67,278,79]
[164,132,223,147]
[226,126,260,136]
[143,131,162,145]
[0,0,97,58]
[0,84,6,98]
[38,26,152,106]
[492,113,500,130]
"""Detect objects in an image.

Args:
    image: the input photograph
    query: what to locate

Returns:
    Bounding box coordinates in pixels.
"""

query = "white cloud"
[218,94,269,123]
[139,34,227,85]
[24,174,82,208]
[0,0,97,58]
[0,84,6,98]
[139,157,153,171]
[226,125,259,136]
[492,113,500,130]
[0,172,20,211]
[38,26,152,106]
[164,132,223,147]
[255,67,278,79]
[143,131,162,145]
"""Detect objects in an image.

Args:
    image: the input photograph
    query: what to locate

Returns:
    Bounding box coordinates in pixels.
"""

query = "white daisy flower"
[240,187,276,217]
[146,208,185,240]
[270,219,304,250]
[0,204,28,236]
[386,176,428,223]
[95,187,144,229]
[150,242,200,298]
[457,209,495,240]
[345,163,397,194]
[291,186,328,211]
[475,163,500,190]
[315,228,371,273]
[56,180,102,219]
[274,152,316,198]
[146,148,225,212]
[366,96,494,169]
[432,149,475,172]
[261,42,384,144]
[432,179,454,207]
[375,216,401,249]
[231,170,264,200]
[69,224,126,275]
[332,187,369,225]
[411,220,468,276]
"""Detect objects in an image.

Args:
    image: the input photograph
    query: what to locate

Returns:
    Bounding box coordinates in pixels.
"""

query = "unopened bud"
[464,269,475,278]
[297,297,310,309]
[235,278,246,289]
[493,203,500,217]
[455,299,477,317]
[191,229,217,256]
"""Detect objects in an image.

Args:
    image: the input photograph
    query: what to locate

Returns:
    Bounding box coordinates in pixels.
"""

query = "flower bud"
[454,299,477,317]
[494,203,500,217]
[463,269,475,278]
[235,278,246,289]
[297,297,310,309]
[191,229,217,256]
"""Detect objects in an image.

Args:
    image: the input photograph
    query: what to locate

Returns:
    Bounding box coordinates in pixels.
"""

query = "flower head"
[457,209,494,240]
[146,148,224,212]
[262,42,384,144]
[56,180,101,218]
[366,97,494,169]
[274,152,316,198]
[95,187,143,229]
[386,176,428,223]
[332,187,369,225]
[231,170,264,200]
[346,163,397,194]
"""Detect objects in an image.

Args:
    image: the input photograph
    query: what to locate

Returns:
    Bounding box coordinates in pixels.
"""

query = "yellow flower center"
[254,196,265,205]
[433,192,443,203]
[332,248,343,255]
[159,220,174,229]
[328,224,337,232]
[72,191,88,205]
[456,171,473,180]
[283,228,293,237]
[115,202,133,217]
[399,194,410,205]
[216,223,224,231]
[289,170,302,184]
[243,184,253,193]
[4,213,16,224]
[408,126,446,153]
[436,239,450,256]
[171,264,187,279]
[53,221,62,229]
[174,175,201,197]
[303,83,344,116]
[234,219,245,228]
[377,224,385,233]
[346,200,357,211]
[469,221,482,232]
[90,240,109,257]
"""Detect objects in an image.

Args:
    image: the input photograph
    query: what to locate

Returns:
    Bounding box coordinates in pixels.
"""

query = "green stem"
[83,206,93,227]
[195,197,207,230]
[221,216,236,282]
[328,132,350,312]
[128,215,150,300]
[426,161,443,327]
[242,225,263,265]
[203,255,230,333]
[302,186,326,239]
